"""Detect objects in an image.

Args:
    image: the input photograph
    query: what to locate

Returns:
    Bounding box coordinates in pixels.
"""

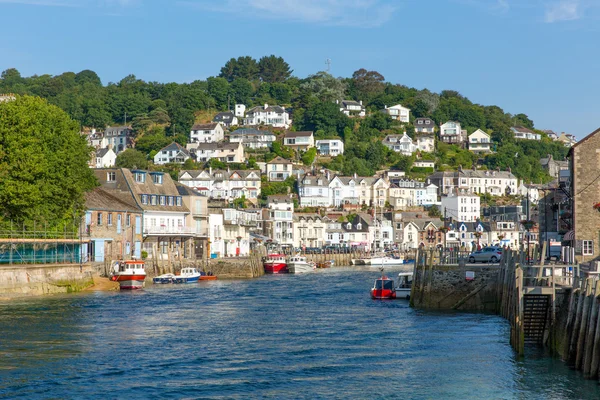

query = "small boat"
[371,270,396,300]
[174,267,201,284]
[316,260,334,269]
[199,272,217,281]
[110,260,147,290]
[367,255,406,267]
[153,273,175,284]
[287,255,315,274]
[395,271,413,300]
[263,254,288,274]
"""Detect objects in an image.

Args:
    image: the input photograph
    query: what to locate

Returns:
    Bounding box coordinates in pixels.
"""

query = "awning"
[563,230,575,241]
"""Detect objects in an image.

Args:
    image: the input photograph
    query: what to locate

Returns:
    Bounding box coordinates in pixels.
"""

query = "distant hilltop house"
[413,160,435,169]
[468,129,492,153]
[439,121,467,145]
[283,131,315,151]
[266,156,293,181]
[242,103,291,129]
[228,128,276,149]
[383,133,417,156]
[0,93,16,102]
[102,126,133,154]
[540,154,569,179]
[414,118,436,134]
[337,99,366,117]
[212,112,238,128]
[416,133,435,153]
[511,126,541,141]
[190,122,225,143]
[154,142,191,165]
[557,132,577,147]
[315,139,344,156]
[92,148,117,169]
[542,130,559,140]
[383,104,410,123]
[186,142,245,163]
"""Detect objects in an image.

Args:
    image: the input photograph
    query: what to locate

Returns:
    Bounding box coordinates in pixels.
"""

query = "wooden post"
[568,280,586,366]
[563,286,579,360]
[516,266,524,356]
[167,242,173,274]
[584,280,600,378]
[573,279,591,368]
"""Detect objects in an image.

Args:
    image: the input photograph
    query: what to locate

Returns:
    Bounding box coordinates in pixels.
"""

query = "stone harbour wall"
[0,264,94,297]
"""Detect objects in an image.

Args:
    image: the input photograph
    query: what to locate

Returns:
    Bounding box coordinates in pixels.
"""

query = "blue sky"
[0,0,598,138]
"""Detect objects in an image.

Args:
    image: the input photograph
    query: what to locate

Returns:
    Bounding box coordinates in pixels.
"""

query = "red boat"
[371,273,396,300]
[110,260,147,290]
[263,254,288,274]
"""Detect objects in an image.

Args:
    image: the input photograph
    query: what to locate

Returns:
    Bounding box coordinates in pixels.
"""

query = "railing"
[143,226,197,235]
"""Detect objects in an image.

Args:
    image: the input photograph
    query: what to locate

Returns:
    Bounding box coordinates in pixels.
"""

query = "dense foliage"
[0,56,569,183]
[0,95,97,228]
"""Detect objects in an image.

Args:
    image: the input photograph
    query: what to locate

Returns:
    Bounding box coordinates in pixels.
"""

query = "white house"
[208,213,225,257]
[266,156,293,181]
[265,195,294,247]
[439,121,466,145]
[416,183,439,206]
[383,104,410,123]
[338,100,366,117]
[468,129,492,153]
[293,214,328,248]
[315,139,344,156]
[179,169,261,200]
[283,131,315,151]
[441,190,480,222]
[154,142,191,165]
[325,221,347,247]
[93,148,116,168]
[414,118,435,134]
[382,133,417,156]
[243,104,291,129]
[299,174,332,207]
[416,134,435,153]
[511,126,541,141]
[234,104,246,118]
[212,112,238,128]
[413,160,435,169]
[221,208,255,256]
[187,142,245,163]
[428,167,518,197]
[229,128,276,149]
[190,122,225,143]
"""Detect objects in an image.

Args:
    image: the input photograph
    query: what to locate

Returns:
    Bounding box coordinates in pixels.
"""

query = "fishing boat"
[110,260,147,290]
[199,272,217,281]
[263,254,288,274]
[316,260,334,269]
[366,254,406,267]
[174,267,201,284]
[153,273,175,284]
[370,270,396,300]
[395,271,413,299]
[287,255,315,274]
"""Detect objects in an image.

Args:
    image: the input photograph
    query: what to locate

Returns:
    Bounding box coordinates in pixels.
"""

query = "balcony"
[144,226,199,237]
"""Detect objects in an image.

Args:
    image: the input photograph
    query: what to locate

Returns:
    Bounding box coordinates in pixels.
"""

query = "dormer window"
[107,172,116,182]
[151,195,157,205]
[176,197,182,206]
[357,223,362,230]
[134,171,146,183]
[346,223,352,230]
[141,194,148,205]
[152,173,163,185]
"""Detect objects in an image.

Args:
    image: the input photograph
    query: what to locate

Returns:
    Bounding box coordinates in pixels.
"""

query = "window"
[141,195,148,205]
[107,172,116,182]
[126,214,131,226]
[168,196,174,206]
[160,196,166,206]
[151,195,157,205]
[107,213,113,226]
[583,240,594,256]
[346,223,352,230]
[97,212,103,225]
[152,174,163,184]
[135,172,146,183]
[176,197,182,206]
[357,223,362,230]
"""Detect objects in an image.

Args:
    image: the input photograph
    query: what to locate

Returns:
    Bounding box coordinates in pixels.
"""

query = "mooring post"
[584,280,600,378]
[575,279,593,369]
[568,278,586,366]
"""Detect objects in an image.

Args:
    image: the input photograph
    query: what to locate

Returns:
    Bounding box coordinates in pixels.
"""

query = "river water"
[1,267,599,399]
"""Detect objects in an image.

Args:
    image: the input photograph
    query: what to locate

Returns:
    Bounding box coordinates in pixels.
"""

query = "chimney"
[384,105,388,109]
[264,103,268,110]
[354,172,357,179]
[209,165,212,175]
[336,99,339,104]
[458,165,462,172]
[508,166,511,173]
[359,100,363,106]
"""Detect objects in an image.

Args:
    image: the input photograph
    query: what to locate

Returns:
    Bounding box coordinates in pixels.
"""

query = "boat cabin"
[114,260,145,273]
[397,272,412,289]
[180,268,198,275]
[288,256,306,263]
[373,278,395,290]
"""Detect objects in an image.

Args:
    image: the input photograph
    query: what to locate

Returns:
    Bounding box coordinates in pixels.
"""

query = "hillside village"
[0,60,577,262]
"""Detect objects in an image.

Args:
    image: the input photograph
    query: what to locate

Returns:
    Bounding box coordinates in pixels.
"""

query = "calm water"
[1,267,600,399]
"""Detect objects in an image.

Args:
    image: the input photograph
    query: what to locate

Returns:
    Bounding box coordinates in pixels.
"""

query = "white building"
[187,142,245,163]
[154,142,191,165]
[178,169,261,200]
[265,195,294,247]
[293,214,328,248]
[468,129,492,153]
[428,167,518,197]
[316,139,345,156]
[212,112,238,128]
[93,148,116,168]
[338,100,366,117]
[299,174,332,207]
[229,128,276,149]
[221,208,256,256]
[208,213,225,257]
[416,134,435,153]
[511,126,541,141]
[413,160,435,169]
[439,121,466,145]
[243,104,291,129]
[190,122,225,143]
[441,190,480,222]
[266,156,293,181]
[382,133,417,156]
[283,131,315,151]
[414,118,435,134]
[234,104,246,118]
[325,221,347,247]
[383,104,410,122]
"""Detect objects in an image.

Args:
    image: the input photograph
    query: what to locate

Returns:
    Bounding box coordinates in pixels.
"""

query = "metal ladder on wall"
[523,294,551,344]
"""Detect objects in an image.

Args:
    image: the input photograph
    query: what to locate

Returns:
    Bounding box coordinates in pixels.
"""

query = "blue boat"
[153,273,175,284]
[174,267,201,284]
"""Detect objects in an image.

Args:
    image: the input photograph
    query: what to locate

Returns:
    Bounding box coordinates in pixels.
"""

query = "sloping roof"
[246,105,286,114]
[85,187,141,213]
[267,156,292,165]
[511,126,535,134]
[96,148,113,158]
[192,142,240,151]
[178,169,260,180]
[159,142,191,156]
[267,194,292,204]
[121,169,190,213]
[191,122,219,131]
[284,131,313,138]
[341,100,363,108]
[414,118,435,125]
[175,182,205,197]
[230,128,275,137]
[212,113,234,124]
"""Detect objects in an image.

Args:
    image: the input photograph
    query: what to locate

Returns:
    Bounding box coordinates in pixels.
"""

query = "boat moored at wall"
[110,260,147,290]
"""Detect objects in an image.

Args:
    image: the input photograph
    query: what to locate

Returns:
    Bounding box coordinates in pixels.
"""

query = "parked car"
[468,246,503,263]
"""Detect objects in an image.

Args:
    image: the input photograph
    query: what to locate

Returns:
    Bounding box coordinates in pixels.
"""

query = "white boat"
[395,271,413,299]
[287,255,315,274]
[110,260,147,290]
[366,255,406,267]
[174,267,202,283]
[153,273,175,284]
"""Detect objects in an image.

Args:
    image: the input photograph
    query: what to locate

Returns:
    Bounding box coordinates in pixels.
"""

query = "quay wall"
[0,264,94,297]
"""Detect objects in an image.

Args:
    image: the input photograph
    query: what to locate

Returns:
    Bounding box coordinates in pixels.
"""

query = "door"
[117,214,122,234]
[135,216,141,235]
[94,239,105,262]
[134,241,141,259]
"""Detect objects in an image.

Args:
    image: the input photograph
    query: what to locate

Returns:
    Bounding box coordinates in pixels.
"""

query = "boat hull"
[287,263,314,274]
[199,275,217,281]
[174,276,200,284]
[115,277,146,290]
[396,288,411,299]
[371,289,396,299]
[153,274,175,284]
[264,263,288,274]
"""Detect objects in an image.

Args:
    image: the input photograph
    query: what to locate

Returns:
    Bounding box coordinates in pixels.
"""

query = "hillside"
[0,57,569,183]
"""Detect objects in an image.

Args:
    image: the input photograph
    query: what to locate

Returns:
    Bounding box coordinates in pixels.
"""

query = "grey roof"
[192,142,240,151]
[174,182,205,197]
[246,105,286,114]
[511,126,535,134]
[85,187,141,213]
[267,156,292,165]
[267,194,293,204]
[160,142,191,156]
[104,126,131,136]
[341,100,363,108]
[96,148,112,157]
[212,112,235,124]
[414,118,435,126]
[230,128,275,137]
[284,131,313,138]
[191,122,219,131]
[179,169,260,181]
[301,174,331,186]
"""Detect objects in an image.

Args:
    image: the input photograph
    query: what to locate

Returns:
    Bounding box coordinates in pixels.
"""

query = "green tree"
[207,77,230,110]
[301,147,317,166]
[295,100,352,137]
[75,70,102,87]
[258,55,292,83]
[299,71,347,103]
[0,95,97,228]
[349,68,385,103]
[116,149,148,169]
[219,56,259,82]
[230,78,254,105]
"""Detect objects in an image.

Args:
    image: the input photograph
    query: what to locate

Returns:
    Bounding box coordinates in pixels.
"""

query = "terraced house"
[178,169,261,200]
